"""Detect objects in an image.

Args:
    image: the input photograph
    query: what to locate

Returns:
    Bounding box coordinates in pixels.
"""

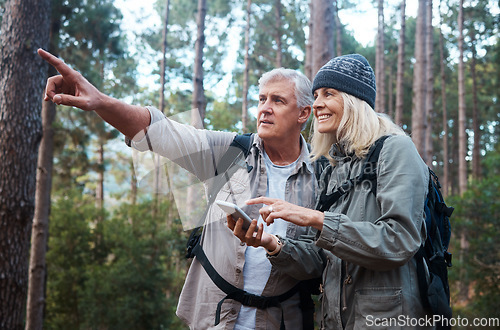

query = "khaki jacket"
[129,106,319,329]
[270,135,433,330]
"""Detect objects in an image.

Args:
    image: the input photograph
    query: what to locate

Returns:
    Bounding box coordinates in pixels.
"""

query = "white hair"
[259,68,313,130]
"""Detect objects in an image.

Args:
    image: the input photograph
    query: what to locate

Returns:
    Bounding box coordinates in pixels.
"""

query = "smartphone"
[215,200,256,231]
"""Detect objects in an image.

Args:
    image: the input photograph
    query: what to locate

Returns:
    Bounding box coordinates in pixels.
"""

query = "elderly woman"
[229,54,431,329]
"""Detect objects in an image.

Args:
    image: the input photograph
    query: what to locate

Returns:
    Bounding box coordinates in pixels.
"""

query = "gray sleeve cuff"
[315,212,341,250]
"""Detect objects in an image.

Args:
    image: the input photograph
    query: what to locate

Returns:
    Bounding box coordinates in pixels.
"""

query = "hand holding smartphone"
[215,200,256,231]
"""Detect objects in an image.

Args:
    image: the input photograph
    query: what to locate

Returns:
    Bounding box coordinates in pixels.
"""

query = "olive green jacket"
[270,135,433,330]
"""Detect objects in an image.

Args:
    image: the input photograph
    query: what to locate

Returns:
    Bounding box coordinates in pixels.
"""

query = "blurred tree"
[424,0,434,168]
[26,9,61,327]
[395,0,406,126]
[411,0,429,162]
[242,0,252,133]
[375,0,386,113]
[457,0,467,196]
[437,0,450,196]
[311,0,334,74]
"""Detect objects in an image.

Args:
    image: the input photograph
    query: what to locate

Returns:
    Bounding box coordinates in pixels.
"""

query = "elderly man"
[38,48,324,329]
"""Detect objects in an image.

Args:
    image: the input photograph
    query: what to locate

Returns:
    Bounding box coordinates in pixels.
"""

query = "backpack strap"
[214,133,254,177]
[186,134,254,258]
[185,133,310,328]
[192,242,298,328]
[307,142,330,182]
[316,135,390,212]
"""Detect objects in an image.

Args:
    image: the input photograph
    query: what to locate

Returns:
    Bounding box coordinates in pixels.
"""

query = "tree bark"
[376,0,386,112]
[0,0,50,328]
[25,100,55,330]
[311,0,334,75]
[187,0,207,227]
[469,31,481,180]
[25,15,60,328]
[438,0,449,197]
[242,0,252,133]
[334,0,342,56]
[304,0,314,80]
[192,0,207,127]
[424,0,434,168]
[159,0,171,115]
[155,0,171,217]
[388,63,394,118]
[395,0,406,126]
[274,0,282,67]
[411,0,428,161]
[458,0,467,195]
[457,0,470,304]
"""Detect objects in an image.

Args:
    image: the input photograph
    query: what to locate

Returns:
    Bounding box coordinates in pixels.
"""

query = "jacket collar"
[253,134,314,175]
[329,142,355,163]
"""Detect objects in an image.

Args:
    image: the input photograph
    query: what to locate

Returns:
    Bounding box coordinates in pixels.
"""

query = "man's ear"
[298,105,312,125]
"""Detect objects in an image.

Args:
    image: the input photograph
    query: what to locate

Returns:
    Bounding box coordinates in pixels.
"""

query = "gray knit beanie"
[312,54,376,109]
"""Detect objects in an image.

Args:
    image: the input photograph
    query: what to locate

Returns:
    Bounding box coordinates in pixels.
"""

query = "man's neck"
[262,136,302,166]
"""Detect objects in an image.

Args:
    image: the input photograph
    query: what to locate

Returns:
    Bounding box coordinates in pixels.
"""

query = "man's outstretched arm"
[38,48,150,139]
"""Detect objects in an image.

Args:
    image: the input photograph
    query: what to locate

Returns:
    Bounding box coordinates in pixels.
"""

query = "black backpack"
[185,133,327,329]
[316,135,453,329]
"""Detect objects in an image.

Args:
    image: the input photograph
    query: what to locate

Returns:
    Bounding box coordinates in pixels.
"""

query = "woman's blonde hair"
[310,92,406,162]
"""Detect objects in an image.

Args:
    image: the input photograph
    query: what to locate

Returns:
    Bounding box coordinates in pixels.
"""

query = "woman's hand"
[246,197,325,231]
[226,215,278,251]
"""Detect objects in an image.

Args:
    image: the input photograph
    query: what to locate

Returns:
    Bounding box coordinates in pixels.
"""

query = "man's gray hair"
[258,68,314,110]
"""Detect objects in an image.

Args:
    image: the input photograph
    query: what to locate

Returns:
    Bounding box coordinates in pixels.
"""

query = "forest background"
[0,0,498,329]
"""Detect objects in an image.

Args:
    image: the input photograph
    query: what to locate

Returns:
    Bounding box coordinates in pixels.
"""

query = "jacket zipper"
[342,261,352,312]
[320,257,329,330]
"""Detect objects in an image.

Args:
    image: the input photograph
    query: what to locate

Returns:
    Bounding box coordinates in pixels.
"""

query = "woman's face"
[313,88,344,134]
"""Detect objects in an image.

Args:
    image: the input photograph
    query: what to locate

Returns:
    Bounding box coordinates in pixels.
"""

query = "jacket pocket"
[354,287,403,330]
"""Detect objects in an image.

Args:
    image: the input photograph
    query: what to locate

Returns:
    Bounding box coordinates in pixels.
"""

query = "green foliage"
[45,188,189,329]
[44,189,98,329]
[205,94,245,131]
[448,144,500,320]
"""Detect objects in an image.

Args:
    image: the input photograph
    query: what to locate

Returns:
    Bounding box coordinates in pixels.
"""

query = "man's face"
[256,78,303,143]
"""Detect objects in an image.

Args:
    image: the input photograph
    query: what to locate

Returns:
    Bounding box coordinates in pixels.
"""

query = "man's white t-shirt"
[234,150,299,329]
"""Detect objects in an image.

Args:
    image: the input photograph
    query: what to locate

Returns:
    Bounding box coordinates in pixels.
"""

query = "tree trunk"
[304,0,314,80]
[192,0,207,127]
[388,63,394,118]
[458,0,467,195]
[438,0,449,197]
[457,0,470,304]
[26,100,55,330]
[96,141,104,210]
[159,0,170,115]
[130,157,138,206]
[411,0,428,161]
[187,0,207,226]
[155,0,171,217]
[25,16,60,328]
[334,0,342,56]
[242,0,252,133]
[274,0,282,67]
[395,0,406,126]
[0,0,50,328]
[424,0,434,168]
[469,32,481,180]
[311,0,334,75]
[376,0,386,112]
